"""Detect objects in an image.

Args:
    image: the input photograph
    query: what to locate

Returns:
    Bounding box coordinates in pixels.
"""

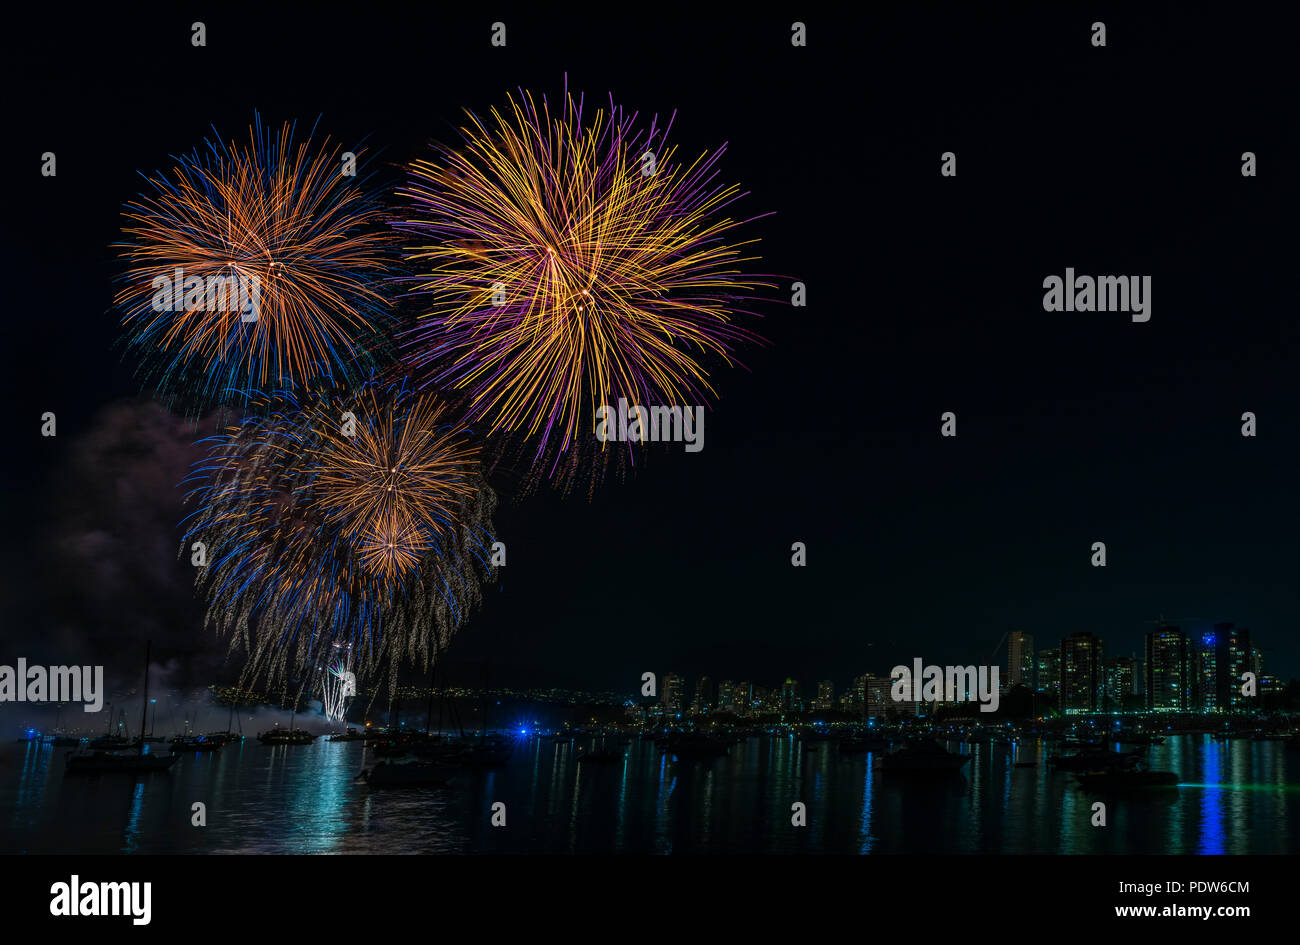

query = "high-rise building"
[780,678,801,713]
[867,675,918,719]
[1037,648,1061,703]
[852,674,870,701]
[662,673,686,717]
[717,680,735,713]
[1145,627,1188,711]
[813,680,834,712]
[866,677,891,718]
[846,674,871,714]
[1008,631,1035,689]
[1103,657,1136,712]
[733,681,753,715]
[1062,633,1103,713]
[1195,623,1251,712]
[690,676,713,716]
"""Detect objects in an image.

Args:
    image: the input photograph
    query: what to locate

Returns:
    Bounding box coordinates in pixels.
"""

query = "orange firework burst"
[307,384,482,581]
[182,379,498,696]
[116,115,396,410]
[395,87,776,493]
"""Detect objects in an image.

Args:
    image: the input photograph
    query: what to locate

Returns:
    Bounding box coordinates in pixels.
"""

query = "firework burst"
[321,643,356,722]
[395,87,775,494]
[181,379,497,698]
[115,115,396,412]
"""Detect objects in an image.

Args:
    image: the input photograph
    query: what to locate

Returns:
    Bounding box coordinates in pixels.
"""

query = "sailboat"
[463,662,511,766]
[205,699,245,746]
[140,698,165,742]
[88,708,131,749]
[170,732,222,752]
[66,642,177,775]
[879,738,971,772]
[49,705,84,747]
[257,704,315,745]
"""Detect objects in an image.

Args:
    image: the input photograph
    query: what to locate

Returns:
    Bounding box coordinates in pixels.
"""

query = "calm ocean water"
[3,735,1297,853]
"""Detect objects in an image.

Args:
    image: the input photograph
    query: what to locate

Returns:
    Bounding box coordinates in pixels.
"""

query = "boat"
[328,728,366,742]
[66,749,177,774]
[88,735,131,750]
[46,707,83,747]
[411,737,462,760]
[1075,758,1179,791]
[209,702,245,747]
[257,728,316,745]
[1115,731,1164,744]
[465,734,512,766]
[408,732,512,766]
[361,759,456,787]
[65,641,177,776]
[879,740,970,772]
[662,733,730,760]
[371,739,413,757]
[170,735,222,752]
[1047,748,1143,772]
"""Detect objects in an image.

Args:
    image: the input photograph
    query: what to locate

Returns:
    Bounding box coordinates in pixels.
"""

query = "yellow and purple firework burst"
[395,86,776,494]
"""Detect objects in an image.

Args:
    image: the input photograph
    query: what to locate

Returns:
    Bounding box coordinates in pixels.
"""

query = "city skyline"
[648,620,1290,719]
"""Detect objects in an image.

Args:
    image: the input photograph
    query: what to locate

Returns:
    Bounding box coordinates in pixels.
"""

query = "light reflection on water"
[1,734,1296,853]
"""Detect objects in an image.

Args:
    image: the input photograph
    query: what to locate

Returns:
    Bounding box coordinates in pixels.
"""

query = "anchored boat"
[880,740,970,772]
[66,641,176,776]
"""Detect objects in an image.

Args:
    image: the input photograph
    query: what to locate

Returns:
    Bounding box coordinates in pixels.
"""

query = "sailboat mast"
[425,646,437,735]
[480,662,488,741]
[436,658,445,737]
[138,640,151,757]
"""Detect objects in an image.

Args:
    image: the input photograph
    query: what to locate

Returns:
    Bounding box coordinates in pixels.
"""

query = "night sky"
[3,4,1298,696]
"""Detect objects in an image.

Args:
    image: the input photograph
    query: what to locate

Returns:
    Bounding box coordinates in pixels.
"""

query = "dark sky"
[3,4,1297,696]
